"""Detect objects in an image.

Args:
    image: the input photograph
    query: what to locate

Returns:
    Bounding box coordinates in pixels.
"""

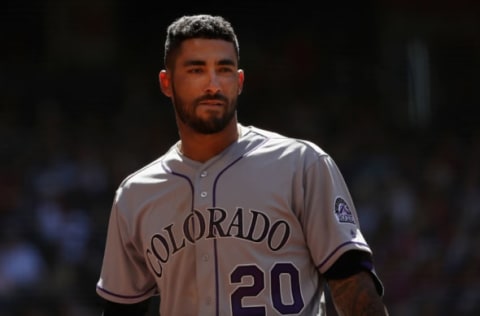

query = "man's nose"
[205,72,221,94]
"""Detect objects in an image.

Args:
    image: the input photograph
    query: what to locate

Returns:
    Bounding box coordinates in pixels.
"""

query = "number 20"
[230,263,304,315]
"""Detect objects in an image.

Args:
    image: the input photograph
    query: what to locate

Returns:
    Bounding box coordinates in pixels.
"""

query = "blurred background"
[1,0,479,315]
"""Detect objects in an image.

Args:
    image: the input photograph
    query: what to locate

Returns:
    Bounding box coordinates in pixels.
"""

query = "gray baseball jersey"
[96,124,373,316]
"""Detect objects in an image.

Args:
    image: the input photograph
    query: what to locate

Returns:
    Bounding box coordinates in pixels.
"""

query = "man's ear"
[159,70,172,97]
[237,69,245,95]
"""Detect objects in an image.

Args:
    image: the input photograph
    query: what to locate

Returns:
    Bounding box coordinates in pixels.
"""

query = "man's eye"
[188,68,203,73]
[219,67,234,73]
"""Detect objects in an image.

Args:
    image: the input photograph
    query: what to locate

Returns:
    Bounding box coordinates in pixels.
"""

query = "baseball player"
[96,14,388,316]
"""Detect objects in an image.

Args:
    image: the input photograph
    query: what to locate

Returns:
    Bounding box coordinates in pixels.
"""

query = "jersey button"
[202,254,209,261]
[200,191,207,198]
[200,171,208,177]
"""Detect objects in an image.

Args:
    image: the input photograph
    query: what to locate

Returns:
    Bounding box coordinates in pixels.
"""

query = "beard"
[172,90,238,134]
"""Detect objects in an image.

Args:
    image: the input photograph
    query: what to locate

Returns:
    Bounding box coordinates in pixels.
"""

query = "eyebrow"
[182,58,236,67]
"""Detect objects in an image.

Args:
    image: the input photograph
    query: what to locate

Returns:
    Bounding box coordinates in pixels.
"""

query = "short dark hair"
[163,14,240,69]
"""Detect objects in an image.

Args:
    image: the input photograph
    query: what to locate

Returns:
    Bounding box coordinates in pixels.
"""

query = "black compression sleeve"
[323,250,384,295]
[323,250,373,280]
[102,298,151,316]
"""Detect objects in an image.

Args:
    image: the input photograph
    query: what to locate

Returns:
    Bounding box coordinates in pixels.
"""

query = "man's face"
[161,38,244,134]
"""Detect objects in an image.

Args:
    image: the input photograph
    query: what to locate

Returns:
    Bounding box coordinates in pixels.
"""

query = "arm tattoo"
[327,271,389,316]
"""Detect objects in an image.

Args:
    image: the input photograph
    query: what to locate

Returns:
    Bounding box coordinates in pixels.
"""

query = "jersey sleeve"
[301,152,373,274]
[96,189,157,304]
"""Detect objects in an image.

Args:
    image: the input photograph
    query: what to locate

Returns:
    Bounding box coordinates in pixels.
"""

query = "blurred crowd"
[1,1,480,315]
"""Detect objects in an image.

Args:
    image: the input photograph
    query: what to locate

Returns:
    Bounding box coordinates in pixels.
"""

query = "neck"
[178,119,239,163]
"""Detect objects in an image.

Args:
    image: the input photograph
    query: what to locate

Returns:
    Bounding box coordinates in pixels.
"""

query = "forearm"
[328,271,389,316]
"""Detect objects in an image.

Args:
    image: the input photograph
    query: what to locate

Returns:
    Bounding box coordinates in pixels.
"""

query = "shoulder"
[109,144,182,220]
[115,144,179,194]
[241,124,329,160]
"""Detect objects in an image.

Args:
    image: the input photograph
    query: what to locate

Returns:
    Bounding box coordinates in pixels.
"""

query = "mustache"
[195,93,229,103]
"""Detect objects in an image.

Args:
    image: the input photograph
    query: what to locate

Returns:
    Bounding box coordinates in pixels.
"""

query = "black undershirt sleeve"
[323,250,384,296]
[102,297,151,316]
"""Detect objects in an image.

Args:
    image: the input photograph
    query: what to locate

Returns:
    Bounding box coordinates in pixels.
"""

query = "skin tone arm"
[328,271,389,316]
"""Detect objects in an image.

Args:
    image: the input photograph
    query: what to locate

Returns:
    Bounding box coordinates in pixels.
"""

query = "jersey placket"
[193,166,217,315]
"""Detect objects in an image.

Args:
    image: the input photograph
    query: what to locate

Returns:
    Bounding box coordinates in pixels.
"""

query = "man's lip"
[199,100,223,106]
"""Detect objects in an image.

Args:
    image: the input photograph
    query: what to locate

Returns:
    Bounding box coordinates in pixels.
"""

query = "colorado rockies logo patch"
[334,197,355,224]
